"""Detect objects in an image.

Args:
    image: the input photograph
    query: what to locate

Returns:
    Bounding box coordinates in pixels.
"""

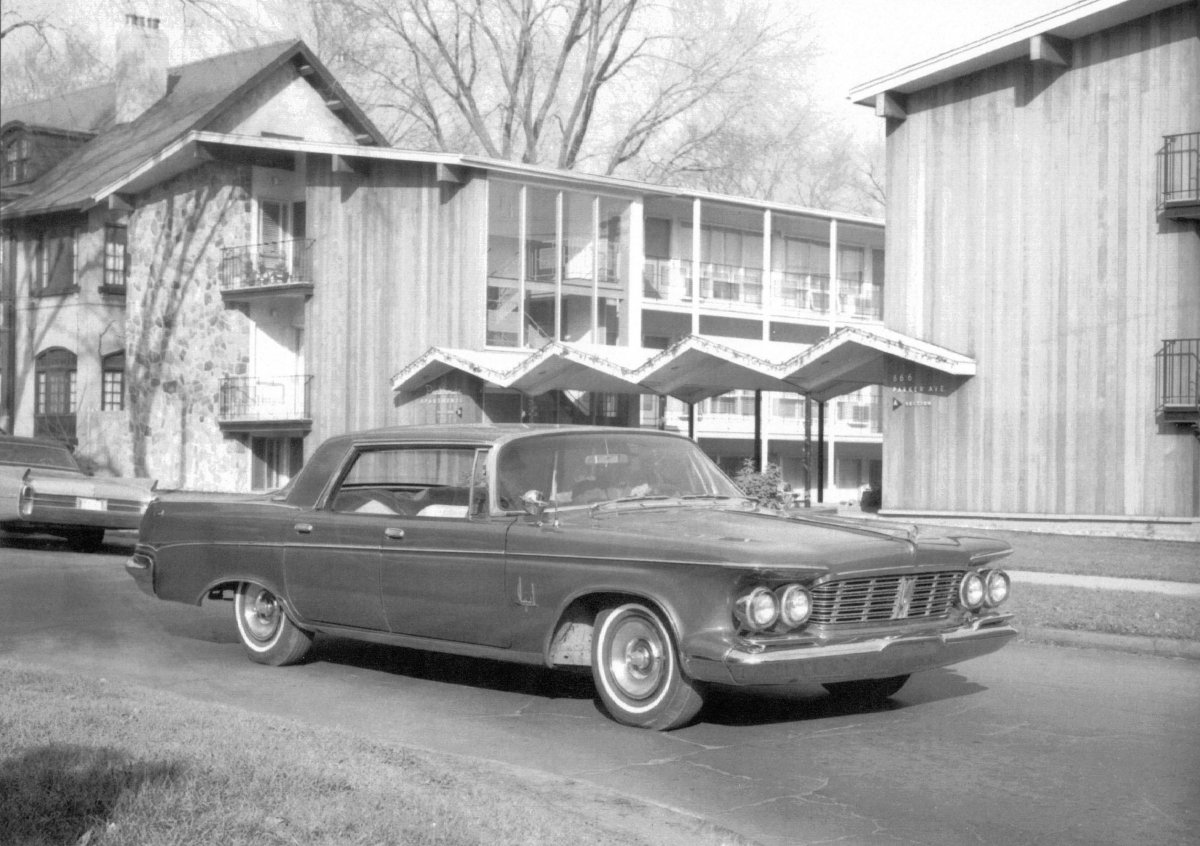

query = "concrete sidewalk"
[1008,570,1200,597]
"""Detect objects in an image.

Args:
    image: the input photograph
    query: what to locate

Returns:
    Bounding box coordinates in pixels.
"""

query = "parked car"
[1,435,156,551]
[127,425,1015,730]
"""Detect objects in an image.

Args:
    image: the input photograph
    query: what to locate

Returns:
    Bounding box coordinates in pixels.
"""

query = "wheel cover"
[605,614,666,701]
[240,587,281,643]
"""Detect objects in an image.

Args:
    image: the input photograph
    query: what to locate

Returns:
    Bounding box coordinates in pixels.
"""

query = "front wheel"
[822,674,910,703]
[233,582,313,666]
[591,603,703,730]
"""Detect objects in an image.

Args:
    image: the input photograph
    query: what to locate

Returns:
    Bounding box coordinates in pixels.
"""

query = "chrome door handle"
[294,523,313,534]
[384,527,406,540]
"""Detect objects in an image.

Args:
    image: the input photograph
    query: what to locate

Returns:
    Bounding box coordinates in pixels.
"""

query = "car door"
[282,506,390,631]
[326,444,513,648]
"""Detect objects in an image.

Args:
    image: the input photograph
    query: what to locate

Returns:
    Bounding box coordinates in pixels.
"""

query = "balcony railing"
[219,375,313,425]
[643,258,763,310]
[1155,339,1199,422]
[644,258,882,320]
[1158,132,1200,219]
[220,239,314,294]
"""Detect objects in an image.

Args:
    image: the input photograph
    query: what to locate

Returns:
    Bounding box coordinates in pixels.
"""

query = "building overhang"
[849,0,1186,117]
[391,327,975,404]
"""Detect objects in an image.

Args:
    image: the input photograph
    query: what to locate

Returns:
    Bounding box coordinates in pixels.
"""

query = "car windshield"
[493,431,745,512]
[0,441,80,472]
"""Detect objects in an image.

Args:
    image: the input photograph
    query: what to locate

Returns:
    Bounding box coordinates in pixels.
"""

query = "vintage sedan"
[1,435,156,551]
[127,425,1015,730]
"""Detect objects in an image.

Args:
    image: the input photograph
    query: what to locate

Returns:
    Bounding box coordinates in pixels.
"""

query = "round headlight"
[736,587,779,631]
[984,570,1010,607]
[777,584,812,628]
[959,572,985,609]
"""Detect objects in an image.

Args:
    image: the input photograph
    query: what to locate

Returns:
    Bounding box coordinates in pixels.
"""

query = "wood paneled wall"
[884,4,1200,517]
[305,157,486,446]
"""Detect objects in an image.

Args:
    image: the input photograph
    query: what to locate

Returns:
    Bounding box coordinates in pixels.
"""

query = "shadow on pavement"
[698,667,987,727]
[309,635,597,701]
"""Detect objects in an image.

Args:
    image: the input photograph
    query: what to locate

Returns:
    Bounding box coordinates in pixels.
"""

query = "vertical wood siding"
[305,158,486,446]
[884,5,1200,517]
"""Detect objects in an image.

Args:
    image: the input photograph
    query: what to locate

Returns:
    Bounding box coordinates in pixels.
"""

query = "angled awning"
[779,326,976,402]
[391,327,976,402]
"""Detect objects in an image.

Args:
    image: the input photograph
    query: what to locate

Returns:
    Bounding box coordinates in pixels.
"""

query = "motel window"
[34,227,78,295]
[34,348,77,442]
[103,225,128,292]
[3,134,30,183]
[101,351,126,411]
[486,180,629,349]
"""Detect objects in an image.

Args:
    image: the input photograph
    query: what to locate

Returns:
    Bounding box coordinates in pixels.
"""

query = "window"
[486,180,629,348]
[3,134,30,183]
[34,227,78,295]
[330,446,481,518]
[34,348,77,442]
[250,436,304,491]
[101,352,126,411]
[103,225,128,292]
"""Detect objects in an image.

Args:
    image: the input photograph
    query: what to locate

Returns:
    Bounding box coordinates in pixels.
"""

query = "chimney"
[114,15,168,124]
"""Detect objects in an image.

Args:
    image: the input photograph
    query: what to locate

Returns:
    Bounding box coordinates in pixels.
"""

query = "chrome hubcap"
[242,588,280,641]
[608,617,665,700]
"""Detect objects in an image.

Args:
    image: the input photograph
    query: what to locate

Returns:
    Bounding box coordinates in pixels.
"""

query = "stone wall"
[124,162,254,490]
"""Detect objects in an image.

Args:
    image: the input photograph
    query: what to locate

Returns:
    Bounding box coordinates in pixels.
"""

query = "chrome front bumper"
[682,615,1018,686]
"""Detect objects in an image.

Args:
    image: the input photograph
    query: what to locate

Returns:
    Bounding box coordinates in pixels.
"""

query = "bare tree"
[313,0,805,174]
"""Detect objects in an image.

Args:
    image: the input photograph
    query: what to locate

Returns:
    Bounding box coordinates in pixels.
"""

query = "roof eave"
[850,0,1187,106]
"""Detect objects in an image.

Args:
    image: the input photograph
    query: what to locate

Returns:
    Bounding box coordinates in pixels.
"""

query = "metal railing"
[219,375,312,422]
[643,258,763,309]
[219,239,314,291]
[1155,339,1199,416]
[1159,132,1200,209]
[644,259,882,320]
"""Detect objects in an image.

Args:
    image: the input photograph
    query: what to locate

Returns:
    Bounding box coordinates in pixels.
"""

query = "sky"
[799,0,1072,138]
[5,0,1077,140]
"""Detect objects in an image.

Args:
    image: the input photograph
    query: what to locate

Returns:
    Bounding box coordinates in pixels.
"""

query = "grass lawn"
[933,528,1200,641]
[0,663,724,846]
[1011,584,1200,642]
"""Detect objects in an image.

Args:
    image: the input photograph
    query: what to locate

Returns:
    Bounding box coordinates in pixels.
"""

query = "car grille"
[810,571,963,625]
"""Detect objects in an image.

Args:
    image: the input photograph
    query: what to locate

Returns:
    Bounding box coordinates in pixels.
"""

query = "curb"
[1020,626,1200,660]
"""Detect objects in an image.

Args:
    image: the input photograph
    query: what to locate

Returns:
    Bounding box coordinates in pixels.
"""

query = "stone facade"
[124,162,254,490]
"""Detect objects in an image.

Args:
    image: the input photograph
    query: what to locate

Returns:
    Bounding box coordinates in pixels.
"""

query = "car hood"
[524,503,1006,579]
[22,468,155,500]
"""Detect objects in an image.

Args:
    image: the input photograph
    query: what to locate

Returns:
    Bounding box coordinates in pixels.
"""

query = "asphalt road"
[3,536,1199,846]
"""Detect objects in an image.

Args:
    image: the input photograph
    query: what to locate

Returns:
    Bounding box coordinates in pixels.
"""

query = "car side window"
[330,446,481,519]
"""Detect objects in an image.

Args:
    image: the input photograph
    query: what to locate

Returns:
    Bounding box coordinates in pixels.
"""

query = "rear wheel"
[822,674,910,703]
[233,582,313,666]
[591,603,703,730]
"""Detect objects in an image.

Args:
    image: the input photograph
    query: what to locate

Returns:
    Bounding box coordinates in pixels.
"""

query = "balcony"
[220,239,315,302]
[643,259,763,312]
[644,259,882,322]
[1158,132,1200,221]
[1156,339,1199,424]
[218,375,313,430]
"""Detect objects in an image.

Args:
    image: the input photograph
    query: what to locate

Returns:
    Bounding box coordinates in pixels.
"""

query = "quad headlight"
[959,572,986,609]
[777,584,812,628]
[960,569,1010,610]
[736,584,812,632]
[984,569,1011,607]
